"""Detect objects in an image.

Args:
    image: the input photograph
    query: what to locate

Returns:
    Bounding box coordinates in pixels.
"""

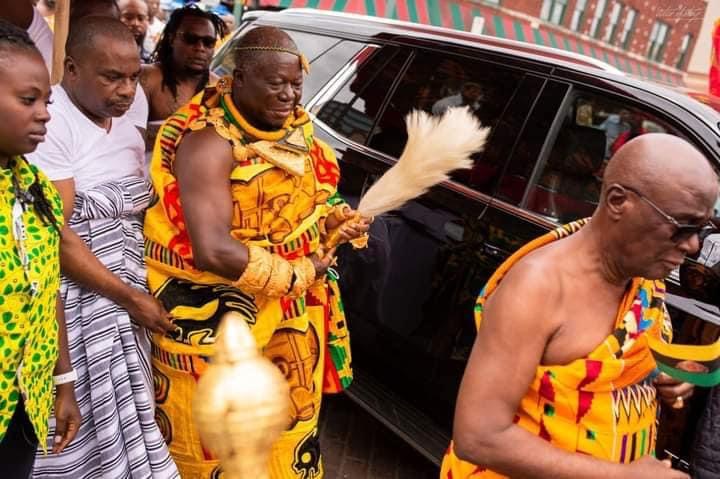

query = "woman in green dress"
[0,18,80,478]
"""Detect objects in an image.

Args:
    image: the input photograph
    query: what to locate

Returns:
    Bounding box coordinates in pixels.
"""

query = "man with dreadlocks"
[140,4,226,149]
[144,26,370,478]
[27,16,179,479]
[0,19,80,478]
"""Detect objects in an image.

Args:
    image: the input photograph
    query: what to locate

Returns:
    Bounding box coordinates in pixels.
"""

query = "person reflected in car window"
[598,108,632,158]
[431,81,483,116]
[610,111,647,156]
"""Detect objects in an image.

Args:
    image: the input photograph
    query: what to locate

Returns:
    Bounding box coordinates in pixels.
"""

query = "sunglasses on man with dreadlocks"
[151,4,227,101]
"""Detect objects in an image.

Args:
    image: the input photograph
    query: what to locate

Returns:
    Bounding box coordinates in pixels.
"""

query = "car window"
[518,91,681,223]
[365,51,523,195]
[314,46,408,145]
[496,80,570,205]
[212,30,364,102]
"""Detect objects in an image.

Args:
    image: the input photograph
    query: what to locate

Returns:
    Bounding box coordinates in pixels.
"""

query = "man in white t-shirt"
[27,16,178,478]
[1,0,151,147]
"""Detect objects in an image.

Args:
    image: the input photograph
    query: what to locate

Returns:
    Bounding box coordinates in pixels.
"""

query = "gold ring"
[672,396,684,409]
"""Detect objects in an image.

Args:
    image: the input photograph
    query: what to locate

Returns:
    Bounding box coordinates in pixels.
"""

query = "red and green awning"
[258,0,685,86]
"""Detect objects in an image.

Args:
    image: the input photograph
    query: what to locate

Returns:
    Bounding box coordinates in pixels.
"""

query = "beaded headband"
[234,46,310,73]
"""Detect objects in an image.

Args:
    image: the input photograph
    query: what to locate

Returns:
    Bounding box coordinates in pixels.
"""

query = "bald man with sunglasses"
[442,133,719,479]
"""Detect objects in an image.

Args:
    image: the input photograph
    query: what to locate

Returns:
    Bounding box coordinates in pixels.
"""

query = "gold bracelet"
[233,245,273,295]
[289,256,317,298]
[263,255,294,298]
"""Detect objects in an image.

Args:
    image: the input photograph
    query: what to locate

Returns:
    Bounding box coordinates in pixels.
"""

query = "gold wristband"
[233,245,273,295]
[263,255,294,298]
[289,256,317,298]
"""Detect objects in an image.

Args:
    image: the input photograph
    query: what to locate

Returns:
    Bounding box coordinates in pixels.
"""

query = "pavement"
[319,394,440,479]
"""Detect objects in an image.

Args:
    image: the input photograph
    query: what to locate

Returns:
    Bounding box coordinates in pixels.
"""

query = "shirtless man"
[139,5,225,147]
[442,134,718,479]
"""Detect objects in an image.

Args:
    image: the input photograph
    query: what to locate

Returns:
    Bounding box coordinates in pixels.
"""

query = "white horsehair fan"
[326,106,488,250]
[356,106,489,218]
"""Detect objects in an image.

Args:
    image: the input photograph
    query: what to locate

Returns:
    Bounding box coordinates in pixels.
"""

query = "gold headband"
[235,46,310,73]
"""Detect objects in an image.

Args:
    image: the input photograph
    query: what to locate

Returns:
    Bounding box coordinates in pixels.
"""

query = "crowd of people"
[0,0,719,479]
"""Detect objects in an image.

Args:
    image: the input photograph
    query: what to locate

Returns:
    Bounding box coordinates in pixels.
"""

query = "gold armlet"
[289,257,317,298]
[233,245,273,295]
[263,255,294,298]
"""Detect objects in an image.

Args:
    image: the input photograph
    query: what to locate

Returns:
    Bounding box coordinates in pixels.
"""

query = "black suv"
[213,9,720,466]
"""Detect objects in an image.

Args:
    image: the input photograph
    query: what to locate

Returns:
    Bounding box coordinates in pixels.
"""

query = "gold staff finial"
[193,312,291,479]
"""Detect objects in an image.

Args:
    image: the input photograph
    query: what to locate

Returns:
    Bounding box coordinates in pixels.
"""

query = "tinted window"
[315,46,408,145]
[496,80,569,205]
[366,51,523,195]
[303,41,365,101]
[212,30,364,102]
[521,91,680,223]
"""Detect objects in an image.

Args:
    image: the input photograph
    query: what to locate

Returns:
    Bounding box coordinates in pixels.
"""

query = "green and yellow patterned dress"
[0,156,63,449]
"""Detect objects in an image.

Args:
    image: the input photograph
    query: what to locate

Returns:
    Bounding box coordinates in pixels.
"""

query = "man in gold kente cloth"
[143,26,370,478]
[442,134,718,479]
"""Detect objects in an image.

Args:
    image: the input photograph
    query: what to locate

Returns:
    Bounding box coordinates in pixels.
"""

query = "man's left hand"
[654,373,694,409]
[53,383,81,453]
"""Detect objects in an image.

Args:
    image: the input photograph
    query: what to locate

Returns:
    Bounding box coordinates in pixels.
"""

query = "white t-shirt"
[28,85,147,192]
[26,7,53,72]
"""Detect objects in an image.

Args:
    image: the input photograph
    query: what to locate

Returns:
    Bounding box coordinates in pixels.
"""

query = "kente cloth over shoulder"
[441,219,672,479]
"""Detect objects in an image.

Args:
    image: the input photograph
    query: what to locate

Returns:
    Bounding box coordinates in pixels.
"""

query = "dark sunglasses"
[618,184,716,242]
[178,31,216,49]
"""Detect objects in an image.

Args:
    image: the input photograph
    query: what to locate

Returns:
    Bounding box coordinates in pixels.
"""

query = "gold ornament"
[263,254,294,298]
[233,246,273,295]
[289,257,316,298]
[193,313,291,479]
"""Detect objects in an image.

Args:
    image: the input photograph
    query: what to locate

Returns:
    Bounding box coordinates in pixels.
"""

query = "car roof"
[241,8,720,133]
[250,8,623,73]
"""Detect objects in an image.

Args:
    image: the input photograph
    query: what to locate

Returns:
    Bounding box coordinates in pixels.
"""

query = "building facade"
[256,0,709,86]
[686,0,719,92]
[501,1,706,69]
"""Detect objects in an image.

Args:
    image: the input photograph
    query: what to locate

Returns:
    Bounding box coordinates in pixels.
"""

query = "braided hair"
[0,20,61,233]
[152,5,227,99]
[28,168,61,233]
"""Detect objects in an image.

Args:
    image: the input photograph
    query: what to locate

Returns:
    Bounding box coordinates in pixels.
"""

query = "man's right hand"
[309,247,337,280]
[624,456,689,479]
[123,289,175,334]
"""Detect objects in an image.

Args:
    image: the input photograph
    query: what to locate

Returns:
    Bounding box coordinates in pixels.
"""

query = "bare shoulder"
[484,246,564,332]
[499,248,561,300]
[176,127,233,167]
[140,64,163,92]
